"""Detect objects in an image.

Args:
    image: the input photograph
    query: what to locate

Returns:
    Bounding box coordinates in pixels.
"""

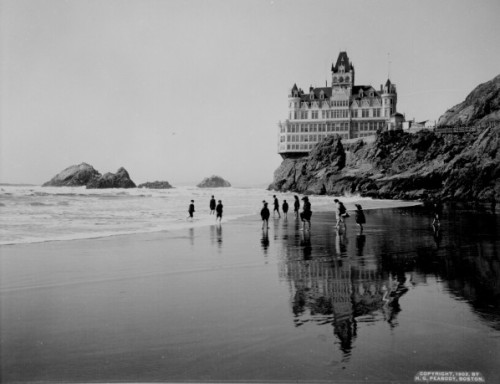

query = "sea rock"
[42,163,101,187]
[138,181,174,189]
[86,167,136,189]
[197,175,231,188]
[438,74,500,126]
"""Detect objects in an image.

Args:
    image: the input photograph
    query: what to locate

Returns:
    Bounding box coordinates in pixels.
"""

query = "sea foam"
[0,185,419,245]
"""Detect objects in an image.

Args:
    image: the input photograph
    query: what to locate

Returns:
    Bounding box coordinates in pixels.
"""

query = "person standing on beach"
[187,200,195,220]
[273,195,281,218]
[215,200,223,224]
[334,199,348,229]
[300,196,312,231]
[209,195,216,215]
[354,204,366,233]
[294,195,300,219]
[261,201,270,229]
[282,200,289,219]
[432,200,442,227]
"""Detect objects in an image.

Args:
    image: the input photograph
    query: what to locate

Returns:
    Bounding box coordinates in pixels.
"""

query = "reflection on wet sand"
[261,228,270,256]
[216,225,223,248]
[277,206,500,361]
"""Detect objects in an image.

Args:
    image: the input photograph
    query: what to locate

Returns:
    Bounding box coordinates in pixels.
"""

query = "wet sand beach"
[1,205,499,383]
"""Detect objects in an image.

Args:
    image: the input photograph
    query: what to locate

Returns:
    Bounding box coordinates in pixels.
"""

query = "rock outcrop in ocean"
[86,167,136,189]
[197,175,231,188]
[42,163,101,187]
[270,74,500,202]
[43,164,136,189]
[138,181,174,189]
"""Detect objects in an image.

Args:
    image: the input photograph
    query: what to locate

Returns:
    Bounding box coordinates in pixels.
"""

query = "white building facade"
[278,52,400,159]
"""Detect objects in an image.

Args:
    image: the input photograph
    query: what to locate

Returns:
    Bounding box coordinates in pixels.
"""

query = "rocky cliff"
[270,74,500,202]
[43,164,136,189]
[270,128,499,201]
[438,74,500,126]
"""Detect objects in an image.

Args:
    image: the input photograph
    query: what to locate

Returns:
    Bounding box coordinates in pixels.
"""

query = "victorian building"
[278,52,403,159]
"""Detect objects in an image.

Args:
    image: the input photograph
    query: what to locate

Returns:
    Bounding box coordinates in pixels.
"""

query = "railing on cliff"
[434,120,500,134]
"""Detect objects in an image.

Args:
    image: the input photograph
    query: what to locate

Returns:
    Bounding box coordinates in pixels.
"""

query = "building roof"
[332,51,353,72]
[298,87,332,101]
[296,84,383,103]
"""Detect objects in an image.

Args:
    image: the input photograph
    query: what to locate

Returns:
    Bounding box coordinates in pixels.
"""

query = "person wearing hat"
[300,196,312,230]
[354,203,366,232]
[187,200,195,220]
[260,200,270,229]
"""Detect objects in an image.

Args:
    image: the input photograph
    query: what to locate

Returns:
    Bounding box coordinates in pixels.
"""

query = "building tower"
[331,51,354,94]
[381,79,397,118]
[287,83,301,122]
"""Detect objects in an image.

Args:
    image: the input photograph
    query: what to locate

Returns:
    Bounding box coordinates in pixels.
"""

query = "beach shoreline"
[0,185,422,246]
[1,204,499,383]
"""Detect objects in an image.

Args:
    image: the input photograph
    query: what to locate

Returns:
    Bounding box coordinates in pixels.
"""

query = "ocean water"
[0,185,420,245]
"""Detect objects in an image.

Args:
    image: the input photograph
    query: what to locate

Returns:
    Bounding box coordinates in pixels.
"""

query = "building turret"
[288,83,301,120]
[381,79,397,118]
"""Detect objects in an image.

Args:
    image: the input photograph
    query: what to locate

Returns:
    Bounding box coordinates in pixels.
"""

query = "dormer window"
[319,91,324,100]
[359,90,364,97]
[310,93,314,100]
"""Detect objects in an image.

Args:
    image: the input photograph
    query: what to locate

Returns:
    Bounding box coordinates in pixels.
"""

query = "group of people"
[188,194,367,232]
[261,195,366,232]
[187,196,223,223]
[334,198,366,232]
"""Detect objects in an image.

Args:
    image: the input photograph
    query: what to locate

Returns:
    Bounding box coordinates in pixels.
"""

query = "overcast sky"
[1,0,499,186]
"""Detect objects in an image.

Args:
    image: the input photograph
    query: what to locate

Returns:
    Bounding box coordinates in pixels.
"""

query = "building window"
[362,109,369,118]
[373,108,381,117]
[311,111,318,119]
